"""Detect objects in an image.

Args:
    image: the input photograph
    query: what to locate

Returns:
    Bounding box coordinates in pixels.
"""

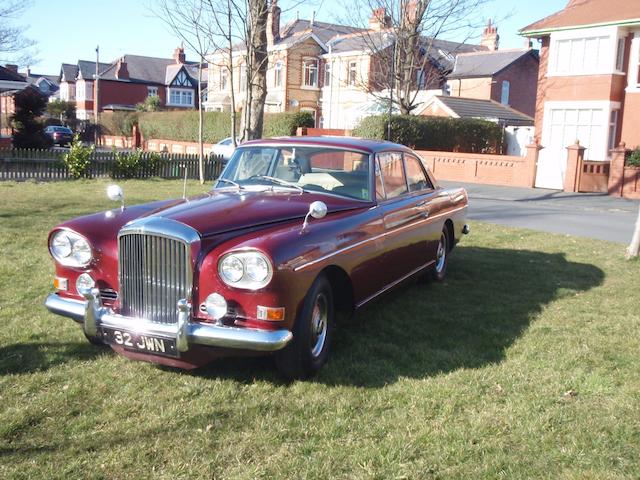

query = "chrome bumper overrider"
[44,289,293,353]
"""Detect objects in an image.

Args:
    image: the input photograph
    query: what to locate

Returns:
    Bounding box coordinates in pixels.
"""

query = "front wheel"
[275,275,334,380]
[430,228,449,282]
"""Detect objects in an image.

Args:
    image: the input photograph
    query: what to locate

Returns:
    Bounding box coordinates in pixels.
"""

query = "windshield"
[216,146,371,201]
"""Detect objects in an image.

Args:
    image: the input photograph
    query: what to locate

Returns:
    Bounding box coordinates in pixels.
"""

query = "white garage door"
[536,108,605,189]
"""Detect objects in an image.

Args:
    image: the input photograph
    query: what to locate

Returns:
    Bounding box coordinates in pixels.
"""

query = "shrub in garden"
[627,148,640,167]
[63,135,94,178]
[111,149,164,179]
[353,115,503,153]
[100,111,139,136]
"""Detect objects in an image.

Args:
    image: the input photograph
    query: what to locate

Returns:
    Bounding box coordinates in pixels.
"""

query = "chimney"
[267,0,281,46]
[369,7,391,31]
[173,46,186,64]
[4,64,18,73]
[481,19,499,51]
[115,57,130,80]
[310,11,315,27]
[402,0,418,28]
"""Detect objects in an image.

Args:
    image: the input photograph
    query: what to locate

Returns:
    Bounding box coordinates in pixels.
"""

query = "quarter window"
[404,155,432,191]
[377,152,407,199]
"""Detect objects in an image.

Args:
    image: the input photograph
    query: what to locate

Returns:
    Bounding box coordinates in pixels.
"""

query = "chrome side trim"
[355,260,435,309]
[293,204,467,272]
[45,292,292,352]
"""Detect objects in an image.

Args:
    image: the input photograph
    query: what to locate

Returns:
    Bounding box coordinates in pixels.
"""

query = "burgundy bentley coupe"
[45,137,469,379]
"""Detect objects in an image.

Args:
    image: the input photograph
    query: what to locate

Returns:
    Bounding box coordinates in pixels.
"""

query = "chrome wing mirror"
[107,184,125,211]
[301,201,327,233]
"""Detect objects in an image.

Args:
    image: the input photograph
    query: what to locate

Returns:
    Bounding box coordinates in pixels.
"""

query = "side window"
[404,154,433,192]
[377,152,408,199]
[375,157,385,200]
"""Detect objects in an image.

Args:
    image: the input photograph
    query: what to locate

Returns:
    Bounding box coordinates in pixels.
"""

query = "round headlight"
[76,273,95,293]
[205,293,228,321]
[218,250,273,290]
[245,255,269,282]
[49,230,93,267]
[220,255,244,283]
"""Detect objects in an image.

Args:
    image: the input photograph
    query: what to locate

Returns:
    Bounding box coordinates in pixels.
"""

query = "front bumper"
[44,289,292,353]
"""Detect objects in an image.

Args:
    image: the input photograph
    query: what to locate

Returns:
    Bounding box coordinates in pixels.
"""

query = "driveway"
[441,181,640,244]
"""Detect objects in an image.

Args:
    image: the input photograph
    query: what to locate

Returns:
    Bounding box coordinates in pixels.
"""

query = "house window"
[552,35,610,75]
[608,109,619,152]
[240,65,247,92]
[416,69,426,89]
[220,69,228,90]
[147,86,158,97]
[274,61,283,88]
[348,61,357,86]
[616,37,626,71]
[324,62,331,87]
[501,80,510,105]
[303,59,318,87]
[169,88,194,106]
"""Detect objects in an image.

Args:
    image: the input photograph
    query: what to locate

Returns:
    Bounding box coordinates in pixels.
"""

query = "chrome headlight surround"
[49,229,93,268]
[218,250,273,290]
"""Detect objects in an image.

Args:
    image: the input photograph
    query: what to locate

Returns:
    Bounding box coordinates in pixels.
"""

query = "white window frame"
[220,68,228,91]
[548,26,621,77]
[147,86,159,97]
[302,58,319,88]
[76,80,85,101]
[274,60,283,88]
[347,61,357,86]
[608,109,620,152]
[627,29,640,92]
[240,64,247,92]
[167,87,194,107]
[324,61,331,87]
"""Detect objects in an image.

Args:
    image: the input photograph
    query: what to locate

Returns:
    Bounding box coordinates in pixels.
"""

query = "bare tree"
[154,0,214,184]
[344,0,490,115]
[628,204,640,259]
[0,0,37,65]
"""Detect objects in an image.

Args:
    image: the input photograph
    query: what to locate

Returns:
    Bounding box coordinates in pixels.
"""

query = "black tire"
[84,331,107,347]
[275,275,334,380]
[430,228,449,282]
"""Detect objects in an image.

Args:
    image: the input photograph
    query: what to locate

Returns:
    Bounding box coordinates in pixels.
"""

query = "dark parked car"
[45,137,469,378]
[44,125,74,146]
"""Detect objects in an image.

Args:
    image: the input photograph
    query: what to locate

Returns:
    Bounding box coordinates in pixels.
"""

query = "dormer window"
[303,58,318,87]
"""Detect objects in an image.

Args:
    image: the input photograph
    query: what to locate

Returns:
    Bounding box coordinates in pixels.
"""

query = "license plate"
[101,327,178,358]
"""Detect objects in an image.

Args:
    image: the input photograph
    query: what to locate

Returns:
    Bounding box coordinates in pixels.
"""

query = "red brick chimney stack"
[174,46,186,64]
[4,64,18,73]
[115,57,130,80]
[481,19,499,51]
[267,0,281,46]
[369,7,391,31]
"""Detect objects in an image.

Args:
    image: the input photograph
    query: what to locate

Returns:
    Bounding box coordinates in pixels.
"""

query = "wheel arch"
[319,265,354,318]
[444,218,455,251]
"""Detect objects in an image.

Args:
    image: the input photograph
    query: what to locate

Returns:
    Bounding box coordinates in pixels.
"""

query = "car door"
[375,151,438,285]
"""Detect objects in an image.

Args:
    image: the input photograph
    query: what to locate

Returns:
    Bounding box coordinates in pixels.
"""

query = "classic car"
[45,137,469,379]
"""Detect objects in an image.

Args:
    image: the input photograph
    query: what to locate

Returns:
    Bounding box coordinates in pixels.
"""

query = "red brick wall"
[99,80,164,109]
[490,52,539,117]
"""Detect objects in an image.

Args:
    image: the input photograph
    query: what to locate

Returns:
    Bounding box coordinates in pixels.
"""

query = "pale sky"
[15,0,564,75]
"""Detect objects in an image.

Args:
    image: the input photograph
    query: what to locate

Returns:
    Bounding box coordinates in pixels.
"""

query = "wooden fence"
[0,148,225,181]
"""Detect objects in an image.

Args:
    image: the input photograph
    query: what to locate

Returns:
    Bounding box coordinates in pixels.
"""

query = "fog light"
[75,273,95,293]
[205,293,227,321]
[54,277,68,291]
[257,306,285,321]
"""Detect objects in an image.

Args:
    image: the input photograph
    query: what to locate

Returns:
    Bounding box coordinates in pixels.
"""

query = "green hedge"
[134,111,314,144]
[353,115,504,153]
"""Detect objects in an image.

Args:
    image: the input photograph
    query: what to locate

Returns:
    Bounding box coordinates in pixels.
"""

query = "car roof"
[241,136,415,154]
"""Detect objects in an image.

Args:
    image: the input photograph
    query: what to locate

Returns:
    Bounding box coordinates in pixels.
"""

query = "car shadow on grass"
[0,341,109,375]
[194,246,604,386]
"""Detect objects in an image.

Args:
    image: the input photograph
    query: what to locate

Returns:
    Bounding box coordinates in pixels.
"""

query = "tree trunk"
[197,62,205,184]
[241,0,268,141]
[227,0,237,147]
[628,203,640,258]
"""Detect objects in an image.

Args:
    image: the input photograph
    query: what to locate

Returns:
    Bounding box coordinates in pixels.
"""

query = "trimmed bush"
[627,148,640,167]
[353,115,504,153]
[100,112,139,136]
[111,149,164,179]
[137,111,316,144]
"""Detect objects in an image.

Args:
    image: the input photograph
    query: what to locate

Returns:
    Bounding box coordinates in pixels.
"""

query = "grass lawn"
[1,179,639,479]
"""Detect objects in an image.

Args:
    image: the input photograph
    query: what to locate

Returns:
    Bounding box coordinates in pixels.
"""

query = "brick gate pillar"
[524,142,542,187]
[564,141,586,193]
[608,143,627,197]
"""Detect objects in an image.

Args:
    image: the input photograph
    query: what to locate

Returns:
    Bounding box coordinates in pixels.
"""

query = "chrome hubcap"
[310,293,328,358]
[435,233,446,273]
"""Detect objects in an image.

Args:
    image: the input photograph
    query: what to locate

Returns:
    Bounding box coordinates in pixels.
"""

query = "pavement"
[440,181,640,244]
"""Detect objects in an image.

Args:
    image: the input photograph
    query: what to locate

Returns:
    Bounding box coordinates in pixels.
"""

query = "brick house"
[521,0,640,189]
[204,3,487,129]
[59,48,205,120]
[0,65,29,138]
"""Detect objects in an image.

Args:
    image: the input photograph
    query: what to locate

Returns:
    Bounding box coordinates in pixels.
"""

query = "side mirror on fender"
[301,201,327,233]
[107,184,125,211]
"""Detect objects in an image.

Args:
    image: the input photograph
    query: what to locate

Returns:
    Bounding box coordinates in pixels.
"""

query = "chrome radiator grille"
[118,233,191,324]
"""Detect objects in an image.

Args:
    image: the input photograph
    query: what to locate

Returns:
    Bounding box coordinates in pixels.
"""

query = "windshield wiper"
[251,175,305,193]
[217,178,243,190]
